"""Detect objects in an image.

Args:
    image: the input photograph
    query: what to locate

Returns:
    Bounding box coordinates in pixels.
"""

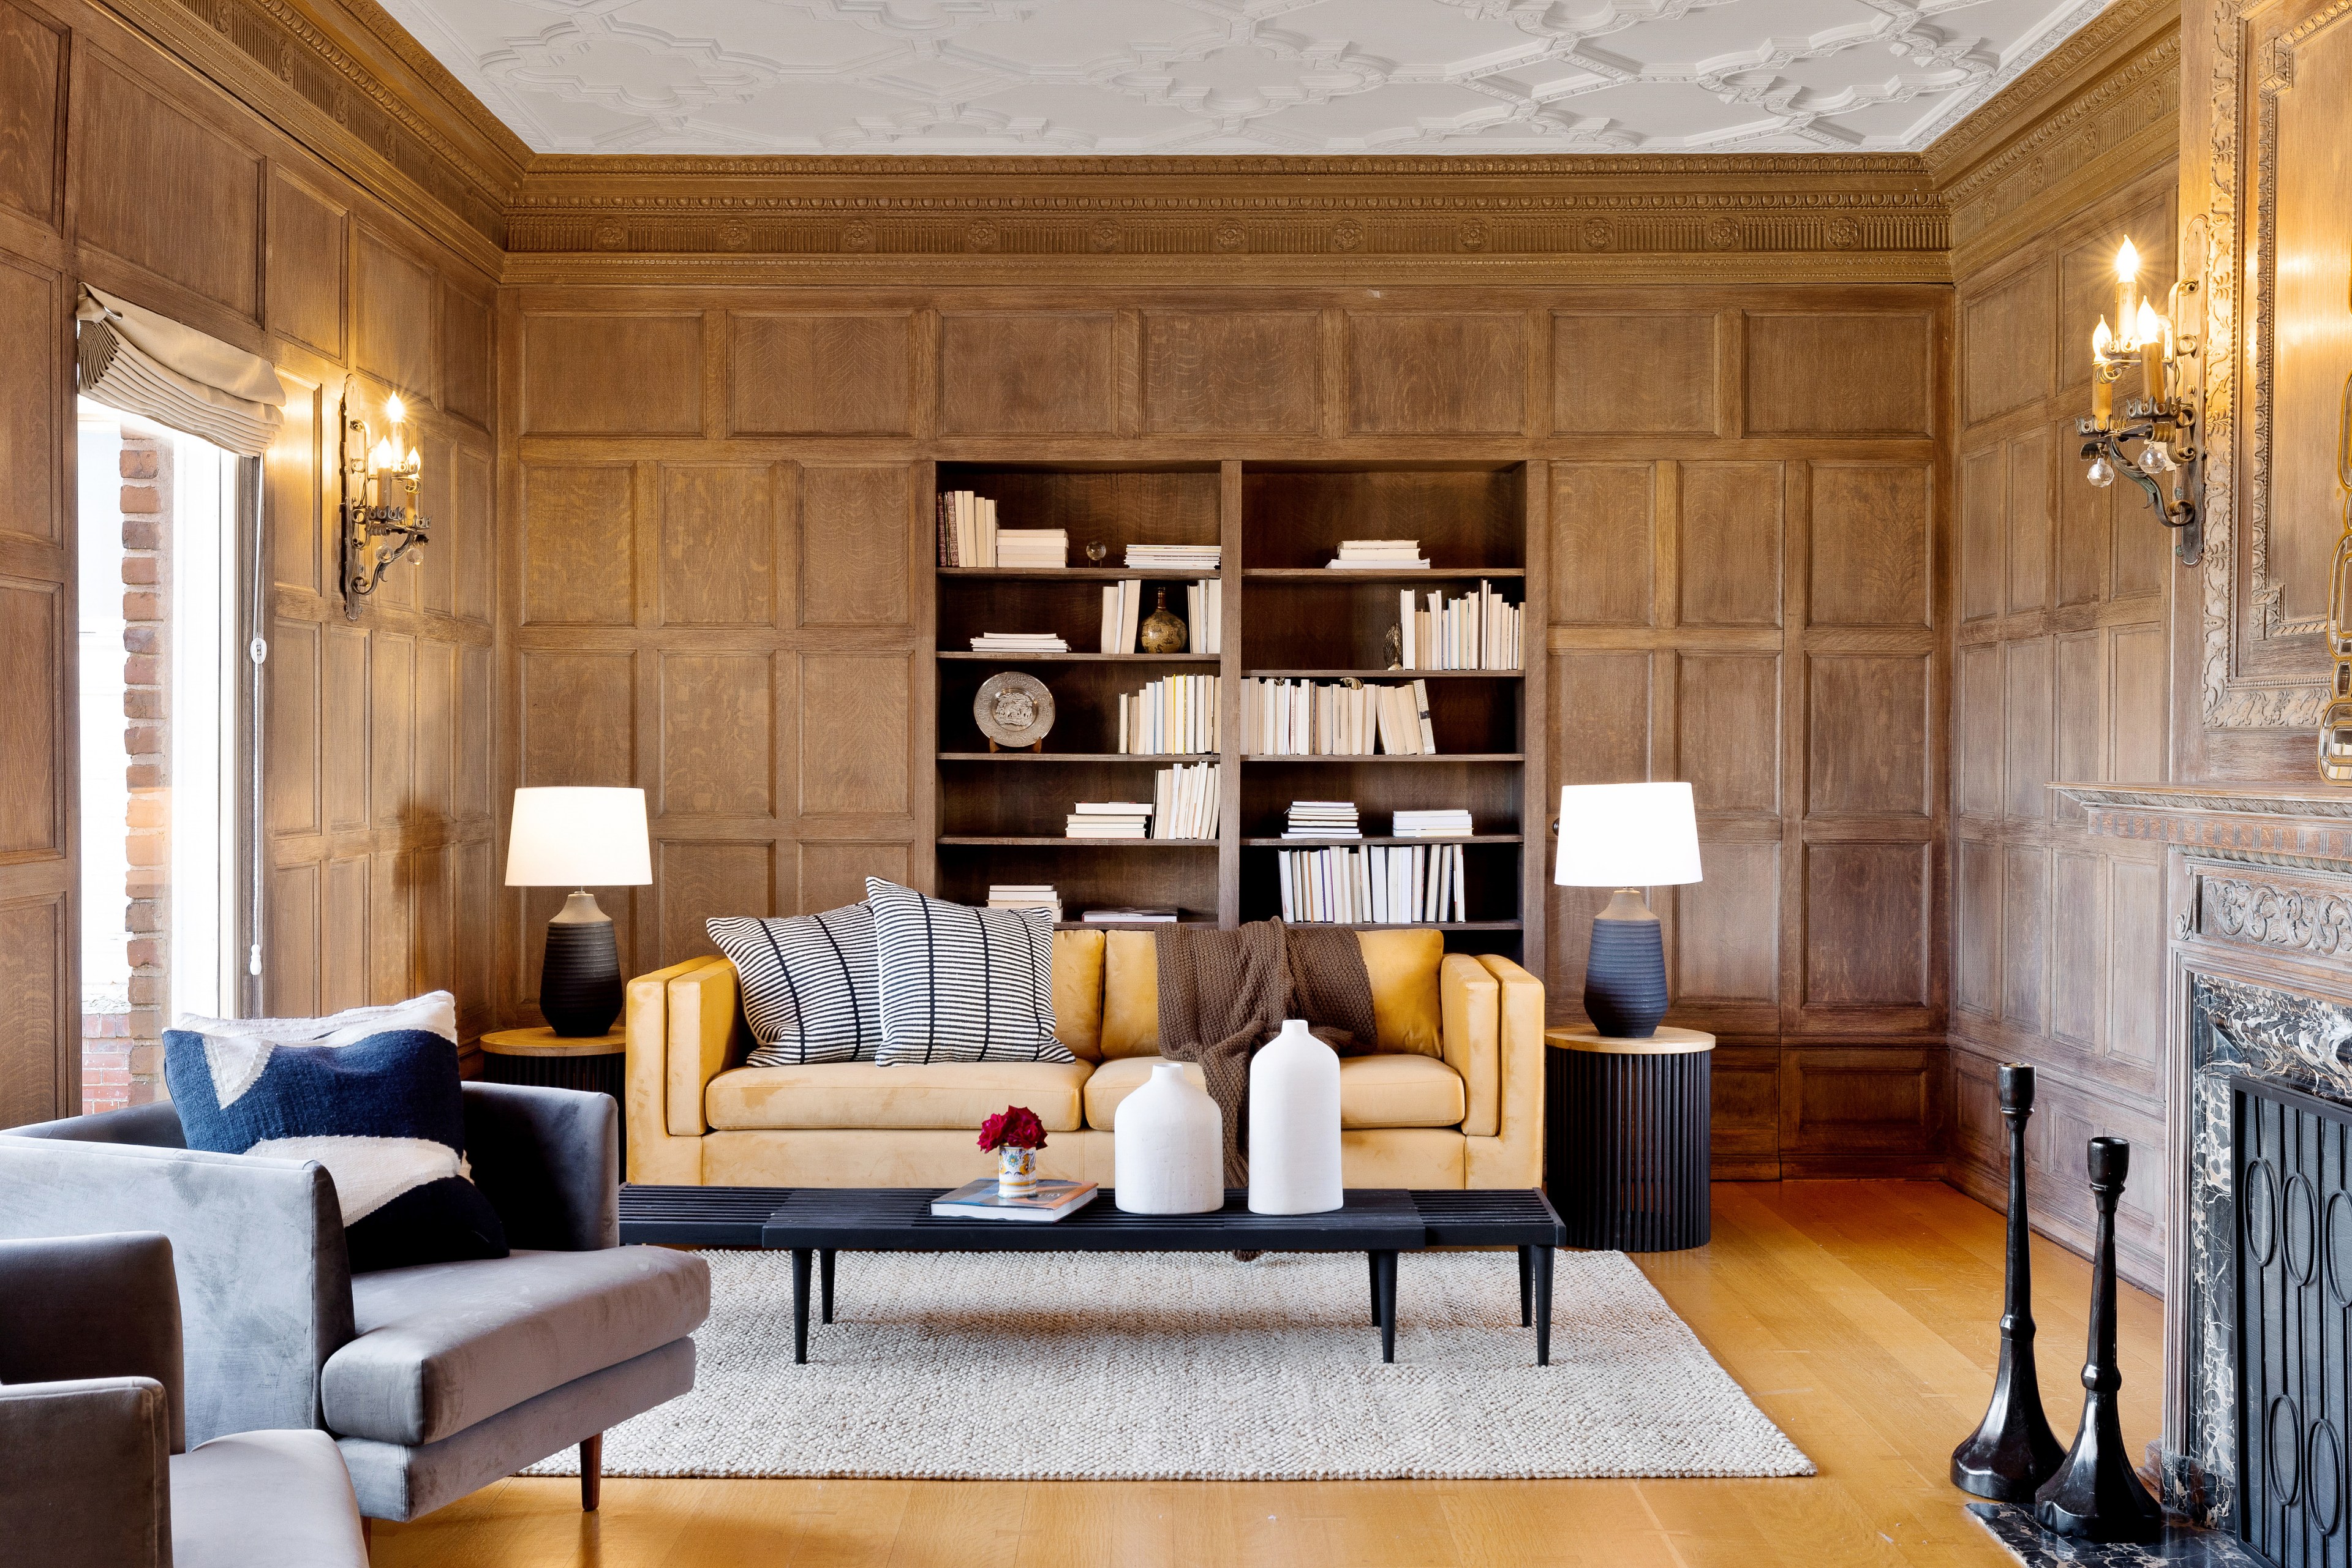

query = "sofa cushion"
[705,1058,1092,1132]
[708,904,883,1065]
[865,879,1072,1065]
[1084,1053,1464,1131]
[1357,929,1445,1057]
[1050,929,1105,1062]
[322,1246,710,1447]
[171,1429,367,1568]
[1099,930,1161,1058]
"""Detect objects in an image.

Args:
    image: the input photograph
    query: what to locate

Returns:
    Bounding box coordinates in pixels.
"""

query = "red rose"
[977,1105,1047,1152]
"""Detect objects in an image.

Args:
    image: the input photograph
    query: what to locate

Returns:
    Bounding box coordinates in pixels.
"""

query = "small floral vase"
[997,1145,1039,1198]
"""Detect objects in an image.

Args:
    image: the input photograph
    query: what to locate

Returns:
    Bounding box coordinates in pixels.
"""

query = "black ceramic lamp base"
[1583,889,1668,1038]
[541,891,622,1038]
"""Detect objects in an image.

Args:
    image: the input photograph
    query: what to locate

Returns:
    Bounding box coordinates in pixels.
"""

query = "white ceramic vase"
[1113,1061,1223,1213]
[1247,1019,1343,1215]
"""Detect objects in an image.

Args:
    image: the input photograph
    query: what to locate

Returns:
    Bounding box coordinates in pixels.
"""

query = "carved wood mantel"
[2056,780,2352,864]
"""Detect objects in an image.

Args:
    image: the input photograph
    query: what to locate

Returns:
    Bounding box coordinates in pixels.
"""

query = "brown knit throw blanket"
[1152,920,1377,1185]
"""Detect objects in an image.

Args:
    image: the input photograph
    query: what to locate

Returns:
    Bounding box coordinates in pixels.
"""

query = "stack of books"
[970,631,1069,654]
[1283,802,1362,839]
[995,529,1069,568]
[1329,539,1429,570]
[1276,843,1468,925]
[987,884,1063,922]
[1152,762,1221,840]
[936,491,998,567]
[1080,907,1179,925]
[1117,675,1219,755]
[1399,582,1522,670]
[1393,809,1473,838]
[1126,543,1221,573]
[931,1178,1098,1222]
[1067,802,1153,839]
[1098,578,1219,654]
[1242,678,1437,756]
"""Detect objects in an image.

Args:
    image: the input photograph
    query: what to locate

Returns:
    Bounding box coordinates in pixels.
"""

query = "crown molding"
[519,153,1935,181]
[1923,0,2181,193]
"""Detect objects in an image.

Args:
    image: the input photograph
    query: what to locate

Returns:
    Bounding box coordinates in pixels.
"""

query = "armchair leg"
[580,1434,603,1512]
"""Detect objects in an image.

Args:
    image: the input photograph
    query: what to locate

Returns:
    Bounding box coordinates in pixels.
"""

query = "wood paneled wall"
[500,283,1951,1176]
[0,0,504,1118]
[1934,0,2181,1287]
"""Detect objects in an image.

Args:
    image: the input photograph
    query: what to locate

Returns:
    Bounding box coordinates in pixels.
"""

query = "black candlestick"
[1951,1063,2065,1500]
[2034,1136,2164,1544]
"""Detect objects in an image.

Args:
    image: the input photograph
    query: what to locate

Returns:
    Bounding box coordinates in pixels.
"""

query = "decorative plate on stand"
[974,671,1055,751]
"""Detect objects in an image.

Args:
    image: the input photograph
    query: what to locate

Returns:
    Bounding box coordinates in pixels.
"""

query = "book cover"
[930,1178,1099,1222]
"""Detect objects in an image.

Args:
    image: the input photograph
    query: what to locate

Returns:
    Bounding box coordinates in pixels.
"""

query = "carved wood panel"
[73,58,261,318]
[730,312,912,436]
[1140,312,1319,435]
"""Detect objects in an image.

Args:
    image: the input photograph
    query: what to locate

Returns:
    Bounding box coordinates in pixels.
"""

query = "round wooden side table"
[480,1027,628,1169]
[1544,1025,1714,1252]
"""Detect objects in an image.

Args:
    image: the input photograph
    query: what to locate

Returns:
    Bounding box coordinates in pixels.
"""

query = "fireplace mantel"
[2054,780,2352,867]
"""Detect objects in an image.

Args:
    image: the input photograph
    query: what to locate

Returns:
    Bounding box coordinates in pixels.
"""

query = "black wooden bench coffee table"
[619,1185,1567,1365]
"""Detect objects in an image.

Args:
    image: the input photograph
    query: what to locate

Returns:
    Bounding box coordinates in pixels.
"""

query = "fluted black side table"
[1544,1025,1713,1251]
[481,1027,628,1171]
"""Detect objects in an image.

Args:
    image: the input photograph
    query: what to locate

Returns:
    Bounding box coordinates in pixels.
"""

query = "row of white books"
[937,492,998,567]
[1276,844,1468,925]
[1126,543,1221,572]
[1393,809,1474,838]
[1098,579,1219,654]
[1242,678,1437,756]
[969,631,1068,653]
[1152,761,1221,840]
[1284,801,1359,839]
[1081,908,1178,924]
[987,884,1063,922]
[1067,802,1152,839]
[1329,538,1429,571]
[995,530,1069,568]
[1117,676,1219,755]
[1399,583,1521,671]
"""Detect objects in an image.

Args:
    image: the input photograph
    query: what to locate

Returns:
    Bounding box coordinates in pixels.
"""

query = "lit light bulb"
[2116,238,2139,282]
[404,446,420,473]
[2087,456,2116,488]
[2136,298,2163,350]
[368,437,398,472]
[2092,316,2113,361]
[385,394,406,425]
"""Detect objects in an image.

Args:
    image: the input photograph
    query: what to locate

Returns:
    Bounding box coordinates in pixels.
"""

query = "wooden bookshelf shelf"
[1055,919,1214,930]
[1292,922,1523,932]
[928,458,1543,961]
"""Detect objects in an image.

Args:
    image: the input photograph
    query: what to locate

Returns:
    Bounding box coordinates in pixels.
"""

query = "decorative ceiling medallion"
[376,0,2119,157]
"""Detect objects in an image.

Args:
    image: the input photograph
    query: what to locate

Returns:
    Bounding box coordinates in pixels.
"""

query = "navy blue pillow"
[163,1025,508,1272]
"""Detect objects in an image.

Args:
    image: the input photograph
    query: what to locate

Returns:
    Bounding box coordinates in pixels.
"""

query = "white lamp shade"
[504,788,652,888]
[1553,782,1703,888]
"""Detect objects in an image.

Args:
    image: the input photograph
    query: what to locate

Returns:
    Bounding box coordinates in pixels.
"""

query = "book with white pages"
[930,1178,1099,1223]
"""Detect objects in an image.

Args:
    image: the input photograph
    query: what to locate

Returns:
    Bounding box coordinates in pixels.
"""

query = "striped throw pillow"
[864,878,1071,1065]
[709,904,884,1065]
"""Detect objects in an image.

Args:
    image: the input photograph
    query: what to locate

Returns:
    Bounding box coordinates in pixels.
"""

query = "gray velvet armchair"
[0,1082,711,1522]
[0,1231,369,1568]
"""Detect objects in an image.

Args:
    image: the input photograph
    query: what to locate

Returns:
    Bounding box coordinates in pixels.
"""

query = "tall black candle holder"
[2034,1136,2164,1544]
[1951,1063,2064,1500]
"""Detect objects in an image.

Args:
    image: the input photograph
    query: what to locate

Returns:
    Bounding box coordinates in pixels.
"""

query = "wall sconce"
[337,376,429,619]
[2077,234,2205,566]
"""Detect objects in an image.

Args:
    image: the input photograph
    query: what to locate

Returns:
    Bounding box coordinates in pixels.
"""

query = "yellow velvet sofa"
[624,927,1544,1190]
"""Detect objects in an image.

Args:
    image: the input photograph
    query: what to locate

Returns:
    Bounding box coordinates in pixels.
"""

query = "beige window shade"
[75,284,287,458]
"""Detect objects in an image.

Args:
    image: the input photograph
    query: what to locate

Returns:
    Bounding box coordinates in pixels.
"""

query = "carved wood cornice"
[1924,0,2181,187]
[1932,24,2181,227]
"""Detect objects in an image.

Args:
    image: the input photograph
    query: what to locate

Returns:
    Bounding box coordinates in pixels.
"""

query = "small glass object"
[2086,457,2115,488]
[1085,541,1108,565]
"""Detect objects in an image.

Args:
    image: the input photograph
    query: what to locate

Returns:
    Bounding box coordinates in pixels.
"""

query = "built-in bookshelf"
[927,459,1542,960]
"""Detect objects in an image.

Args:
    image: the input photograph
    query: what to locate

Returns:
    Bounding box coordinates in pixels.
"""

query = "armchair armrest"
[0,1232,184,1449]
[463,1082,617,1251]
[0,1377,172,1568]
[0,1139,353,1446]
[1468,954,1545,1188]
[1439,954,1501,1138]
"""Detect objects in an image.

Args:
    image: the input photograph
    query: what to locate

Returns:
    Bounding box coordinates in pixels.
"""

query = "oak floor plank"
[371,1181,2161,1568]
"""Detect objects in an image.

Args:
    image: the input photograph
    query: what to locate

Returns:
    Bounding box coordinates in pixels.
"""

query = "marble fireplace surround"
[2057,782,2352,1529]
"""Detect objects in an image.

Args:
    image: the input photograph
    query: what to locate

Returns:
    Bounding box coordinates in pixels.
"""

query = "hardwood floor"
[372,1180,2163,1567]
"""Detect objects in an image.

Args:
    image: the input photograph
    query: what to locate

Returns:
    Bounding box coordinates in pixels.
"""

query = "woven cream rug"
[524,1248,1812,1482]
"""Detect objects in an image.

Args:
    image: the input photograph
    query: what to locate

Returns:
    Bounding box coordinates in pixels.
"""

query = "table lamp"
[505,787,652,1037]
[1554,782,1703,1039]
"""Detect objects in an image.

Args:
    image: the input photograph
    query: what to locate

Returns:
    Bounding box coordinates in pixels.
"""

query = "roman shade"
[75,284,287,458]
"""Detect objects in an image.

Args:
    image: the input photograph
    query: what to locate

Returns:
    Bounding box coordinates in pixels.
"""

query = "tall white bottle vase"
[1248,1019,1343,1215]
[1114,1061,1224,1214]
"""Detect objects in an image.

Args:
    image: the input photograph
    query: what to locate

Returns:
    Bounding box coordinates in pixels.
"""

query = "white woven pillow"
[864,878,1070,1066]
[172,990,458,1046]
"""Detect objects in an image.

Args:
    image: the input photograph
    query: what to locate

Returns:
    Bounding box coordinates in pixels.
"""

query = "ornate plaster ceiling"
[379,0,2111,156]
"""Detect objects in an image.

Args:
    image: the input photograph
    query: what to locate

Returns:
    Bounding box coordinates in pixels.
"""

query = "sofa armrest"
[1439,954,1501,1138]
[0,1377,172,1567]
[0,1232,185,1449]
[0,1139,353,1446]
[462,1082,617,1251]
[625,957,736,1183]
[666,959,747,1138]
[1467,954,1545,1188]
[8,1101,187,1147]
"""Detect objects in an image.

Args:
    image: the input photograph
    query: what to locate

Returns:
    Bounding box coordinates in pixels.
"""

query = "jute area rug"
[524,1248,1813,1482]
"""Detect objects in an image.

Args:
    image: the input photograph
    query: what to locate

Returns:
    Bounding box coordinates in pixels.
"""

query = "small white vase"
[997,1145,1039,1197]
[1248,1019,1343,1215]
[1114,1061,1223,1213]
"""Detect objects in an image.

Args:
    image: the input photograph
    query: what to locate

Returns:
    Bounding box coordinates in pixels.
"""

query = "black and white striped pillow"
[707,904,883,1065]
[864,878,1071,1065]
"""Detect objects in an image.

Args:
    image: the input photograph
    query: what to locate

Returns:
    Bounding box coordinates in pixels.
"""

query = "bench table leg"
[1533,1245,1554,1366]
[1373,1250,1398,1363]
[1518,1245,1534,1327]
[821,1248,836,1324]
[793,1248,812,1364]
